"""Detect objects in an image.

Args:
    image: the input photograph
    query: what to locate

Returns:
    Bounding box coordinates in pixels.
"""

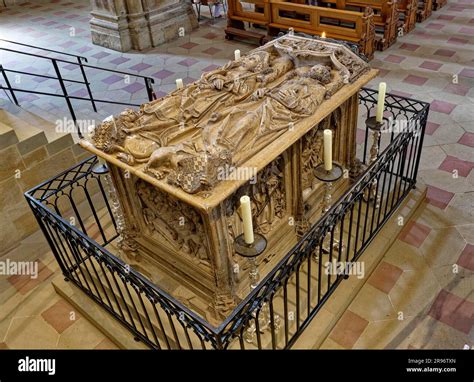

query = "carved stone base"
[90,0,198,52]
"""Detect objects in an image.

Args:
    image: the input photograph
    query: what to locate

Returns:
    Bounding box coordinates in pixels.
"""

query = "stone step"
[0,109,48,155]
[0,120,19,150]
[0,105,75,155]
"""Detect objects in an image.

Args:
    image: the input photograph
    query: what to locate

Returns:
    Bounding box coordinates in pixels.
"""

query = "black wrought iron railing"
[0,39,156,138]
[24,88,429,349]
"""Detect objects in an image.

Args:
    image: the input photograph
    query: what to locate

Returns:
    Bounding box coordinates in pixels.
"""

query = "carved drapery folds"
[88,36,369,194]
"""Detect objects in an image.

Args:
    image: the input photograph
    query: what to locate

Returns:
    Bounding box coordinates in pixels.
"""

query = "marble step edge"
[52,275,148,350]
[0,120,19,150]
[0,109,48,155]
[0,106,75,156]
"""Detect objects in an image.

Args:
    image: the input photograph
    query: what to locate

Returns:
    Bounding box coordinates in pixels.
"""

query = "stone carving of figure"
[203,64,342,165]
[88,37,369,194]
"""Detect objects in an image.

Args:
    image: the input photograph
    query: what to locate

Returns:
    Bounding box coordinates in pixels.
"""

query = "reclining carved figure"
[88,37,369,194]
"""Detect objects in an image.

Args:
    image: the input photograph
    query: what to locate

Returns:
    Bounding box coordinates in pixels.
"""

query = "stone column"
[90,0,198,52]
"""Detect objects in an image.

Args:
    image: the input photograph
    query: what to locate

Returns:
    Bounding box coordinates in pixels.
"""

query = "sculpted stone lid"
[81,34,376,210]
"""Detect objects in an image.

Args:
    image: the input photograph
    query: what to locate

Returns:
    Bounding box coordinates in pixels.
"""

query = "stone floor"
[0,0,473,349]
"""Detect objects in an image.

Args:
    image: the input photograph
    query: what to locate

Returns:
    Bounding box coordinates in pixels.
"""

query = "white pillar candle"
[321,31,326,39]
[234,49,241,60]
[376,82,387,123]
[240,195,254,244]
[323,129,333,172]
[176,78,184,89]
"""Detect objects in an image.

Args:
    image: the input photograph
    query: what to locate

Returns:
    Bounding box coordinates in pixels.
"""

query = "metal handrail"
[2,68,87,85]
[0,38,89,62]
[0,41,156,139]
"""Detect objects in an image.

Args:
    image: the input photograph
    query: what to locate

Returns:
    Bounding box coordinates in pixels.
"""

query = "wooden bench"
[432,0,447,10]
[417,0,432,22]
[397,0,417,34]
[314,0,398,50]
[225,0,376,59]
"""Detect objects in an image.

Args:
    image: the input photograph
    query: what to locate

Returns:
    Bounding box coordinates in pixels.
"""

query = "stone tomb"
[81,36,377,324]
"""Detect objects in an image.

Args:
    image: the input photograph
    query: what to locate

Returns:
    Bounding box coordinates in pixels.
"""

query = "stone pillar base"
[90,0,198,52]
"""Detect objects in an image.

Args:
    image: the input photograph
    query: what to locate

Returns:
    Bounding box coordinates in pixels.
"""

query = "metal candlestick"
[233,233,280,343]
[93,160,128,255]
[314,162,344,260]
[364,116,387,208]
[234,233,267,290]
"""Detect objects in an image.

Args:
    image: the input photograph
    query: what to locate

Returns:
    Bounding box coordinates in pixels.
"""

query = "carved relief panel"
[135,179,211,269]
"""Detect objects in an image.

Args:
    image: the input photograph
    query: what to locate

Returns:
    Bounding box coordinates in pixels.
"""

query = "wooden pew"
[417,0,432,22]
[432,0,447,10]
[397,0,417,34]
[314,0,398,50]
[225,0,376,59]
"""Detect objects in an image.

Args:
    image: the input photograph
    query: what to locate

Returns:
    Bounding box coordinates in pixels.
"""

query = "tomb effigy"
[81,35,377,325]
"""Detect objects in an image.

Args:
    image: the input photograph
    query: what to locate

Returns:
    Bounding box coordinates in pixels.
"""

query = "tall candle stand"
[313,162,344,260]
[93,160,130,255]
[364,116,388,209]
[234,233,281,344]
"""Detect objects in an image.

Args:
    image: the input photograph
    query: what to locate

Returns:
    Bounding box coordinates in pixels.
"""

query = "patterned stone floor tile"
[328,310,369,349]
[420,226,467,268]
[457,243,474,271]
[368,261,404,294]
[438,155,473,177]
[353,316,420,349]
[428,290,474,334]
[5,316,59,349]
[383,240,429,271]
[56,317,106,349]
[402,315,471,349]
[389,268,441,318]
[41,299,82,334]
[398,221,432,248]
[7,260,53,295]
[349,284,397,322]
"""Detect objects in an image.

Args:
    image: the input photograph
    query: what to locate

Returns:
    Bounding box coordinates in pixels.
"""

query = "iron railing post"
[77,56,97,112]
[51,58,82,139]
[144,77,155,101]
[411,105,429,188]
[25,199,70,278]
[0,64,19,105]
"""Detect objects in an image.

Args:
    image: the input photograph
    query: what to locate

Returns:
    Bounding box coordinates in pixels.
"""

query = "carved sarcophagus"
[81,35,377,325]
